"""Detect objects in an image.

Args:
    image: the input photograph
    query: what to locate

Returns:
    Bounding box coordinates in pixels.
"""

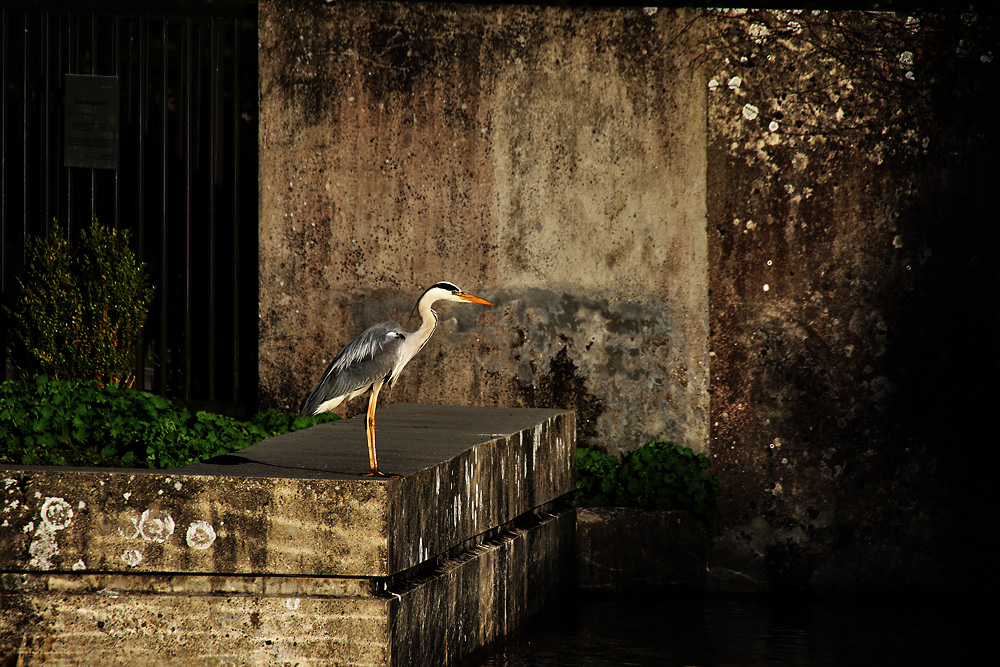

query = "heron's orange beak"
[459,292,493,305]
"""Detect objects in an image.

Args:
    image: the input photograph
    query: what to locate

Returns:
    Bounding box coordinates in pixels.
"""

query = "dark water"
[474,594,985,667]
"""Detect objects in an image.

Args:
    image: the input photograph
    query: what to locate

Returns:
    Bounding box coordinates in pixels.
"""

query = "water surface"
[475,593,983,666]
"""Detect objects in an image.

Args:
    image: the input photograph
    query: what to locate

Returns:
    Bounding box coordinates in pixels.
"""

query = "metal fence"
[1,1,258,415]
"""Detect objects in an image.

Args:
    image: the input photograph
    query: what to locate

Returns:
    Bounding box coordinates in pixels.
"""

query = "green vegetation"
[575,441,720,525]
[0,375,338,468]
[0,219,334,470]
[3,218,153,386]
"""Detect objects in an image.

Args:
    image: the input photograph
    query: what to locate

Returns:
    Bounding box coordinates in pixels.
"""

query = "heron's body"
[299,321,409,417]
[299,281,492,476]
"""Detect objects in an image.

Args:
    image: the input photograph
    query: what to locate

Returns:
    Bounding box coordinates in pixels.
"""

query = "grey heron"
[299,281,493,477]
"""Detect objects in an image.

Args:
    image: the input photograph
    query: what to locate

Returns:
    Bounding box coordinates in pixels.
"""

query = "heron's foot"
[363,468,405,479]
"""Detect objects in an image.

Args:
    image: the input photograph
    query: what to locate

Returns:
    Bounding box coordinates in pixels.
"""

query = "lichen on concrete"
[704,8,1000,594]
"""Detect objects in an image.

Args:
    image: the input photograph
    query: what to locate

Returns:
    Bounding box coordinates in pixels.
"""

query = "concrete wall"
[259,3,999,595]
[258,1,710,455]
[703,9,998,595]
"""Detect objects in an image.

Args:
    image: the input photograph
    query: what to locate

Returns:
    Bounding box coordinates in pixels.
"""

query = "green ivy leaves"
[0,375,338,468]
[575,441,720,525]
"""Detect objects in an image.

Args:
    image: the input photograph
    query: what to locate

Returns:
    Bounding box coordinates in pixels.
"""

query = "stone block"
[2,509,574,667]
[1,405,575,666]
[1,405,573,578]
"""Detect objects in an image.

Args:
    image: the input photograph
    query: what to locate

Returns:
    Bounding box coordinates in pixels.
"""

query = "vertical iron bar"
[113,13,121,231]
[138,16,148,389]
[52,11,62,229]
[66,12,75,234]
[1,9,9,294]
[89,12,96,219]
[231,17,241,406]
[21,10,29,248]
[192,24,201,171]
[159,17,168,397]
[138,17,147,256]
[42,11,50,229]
[184,19,192,401]
[208,18,219,402]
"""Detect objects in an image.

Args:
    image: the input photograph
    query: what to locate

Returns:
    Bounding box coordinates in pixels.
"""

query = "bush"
[0,375,338,468]
[575,447,623,507]
[3,218,153,385]
[575,441,720,525]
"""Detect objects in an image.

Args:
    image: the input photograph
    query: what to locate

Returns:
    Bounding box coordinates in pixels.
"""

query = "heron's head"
[424,281,493,306]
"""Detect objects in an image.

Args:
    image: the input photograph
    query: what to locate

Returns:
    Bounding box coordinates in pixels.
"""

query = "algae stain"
[517,346,604,444]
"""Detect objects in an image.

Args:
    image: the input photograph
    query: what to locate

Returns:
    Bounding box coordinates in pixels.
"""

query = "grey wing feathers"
[299,321,406,416]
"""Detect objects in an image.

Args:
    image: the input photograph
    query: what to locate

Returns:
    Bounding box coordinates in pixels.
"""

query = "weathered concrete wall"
[704,9,999,595]
[389,510,573,667]
[258,1,710,455]
[3,572,389,667]
[3,511,574,667]
[259,3,999,596]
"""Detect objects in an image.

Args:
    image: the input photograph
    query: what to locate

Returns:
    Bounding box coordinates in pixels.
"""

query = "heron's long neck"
[405,295,439,359]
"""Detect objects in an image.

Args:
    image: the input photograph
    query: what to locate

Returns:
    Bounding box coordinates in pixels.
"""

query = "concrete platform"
[1,404,576,666]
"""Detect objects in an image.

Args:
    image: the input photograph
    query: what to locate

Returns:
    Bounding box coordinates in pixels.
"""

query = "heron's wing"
[299,321,406,416]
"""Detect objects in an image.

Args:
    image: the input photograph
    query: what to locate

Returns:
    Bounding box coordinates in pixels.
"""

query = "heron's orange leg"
[365,384,381,474]
[362,384,403,478]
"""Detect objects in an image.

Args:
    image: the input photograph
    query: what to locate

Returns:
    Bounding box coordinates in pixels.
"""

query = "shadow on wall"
[514,346,604,443]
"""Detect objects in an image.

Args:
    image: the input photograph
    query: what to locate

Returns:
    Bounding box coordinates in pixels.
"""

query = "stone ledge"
[1,509,574,667]
[389,508,574,666]
[1,404,575,578]
[1,405,576,666]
